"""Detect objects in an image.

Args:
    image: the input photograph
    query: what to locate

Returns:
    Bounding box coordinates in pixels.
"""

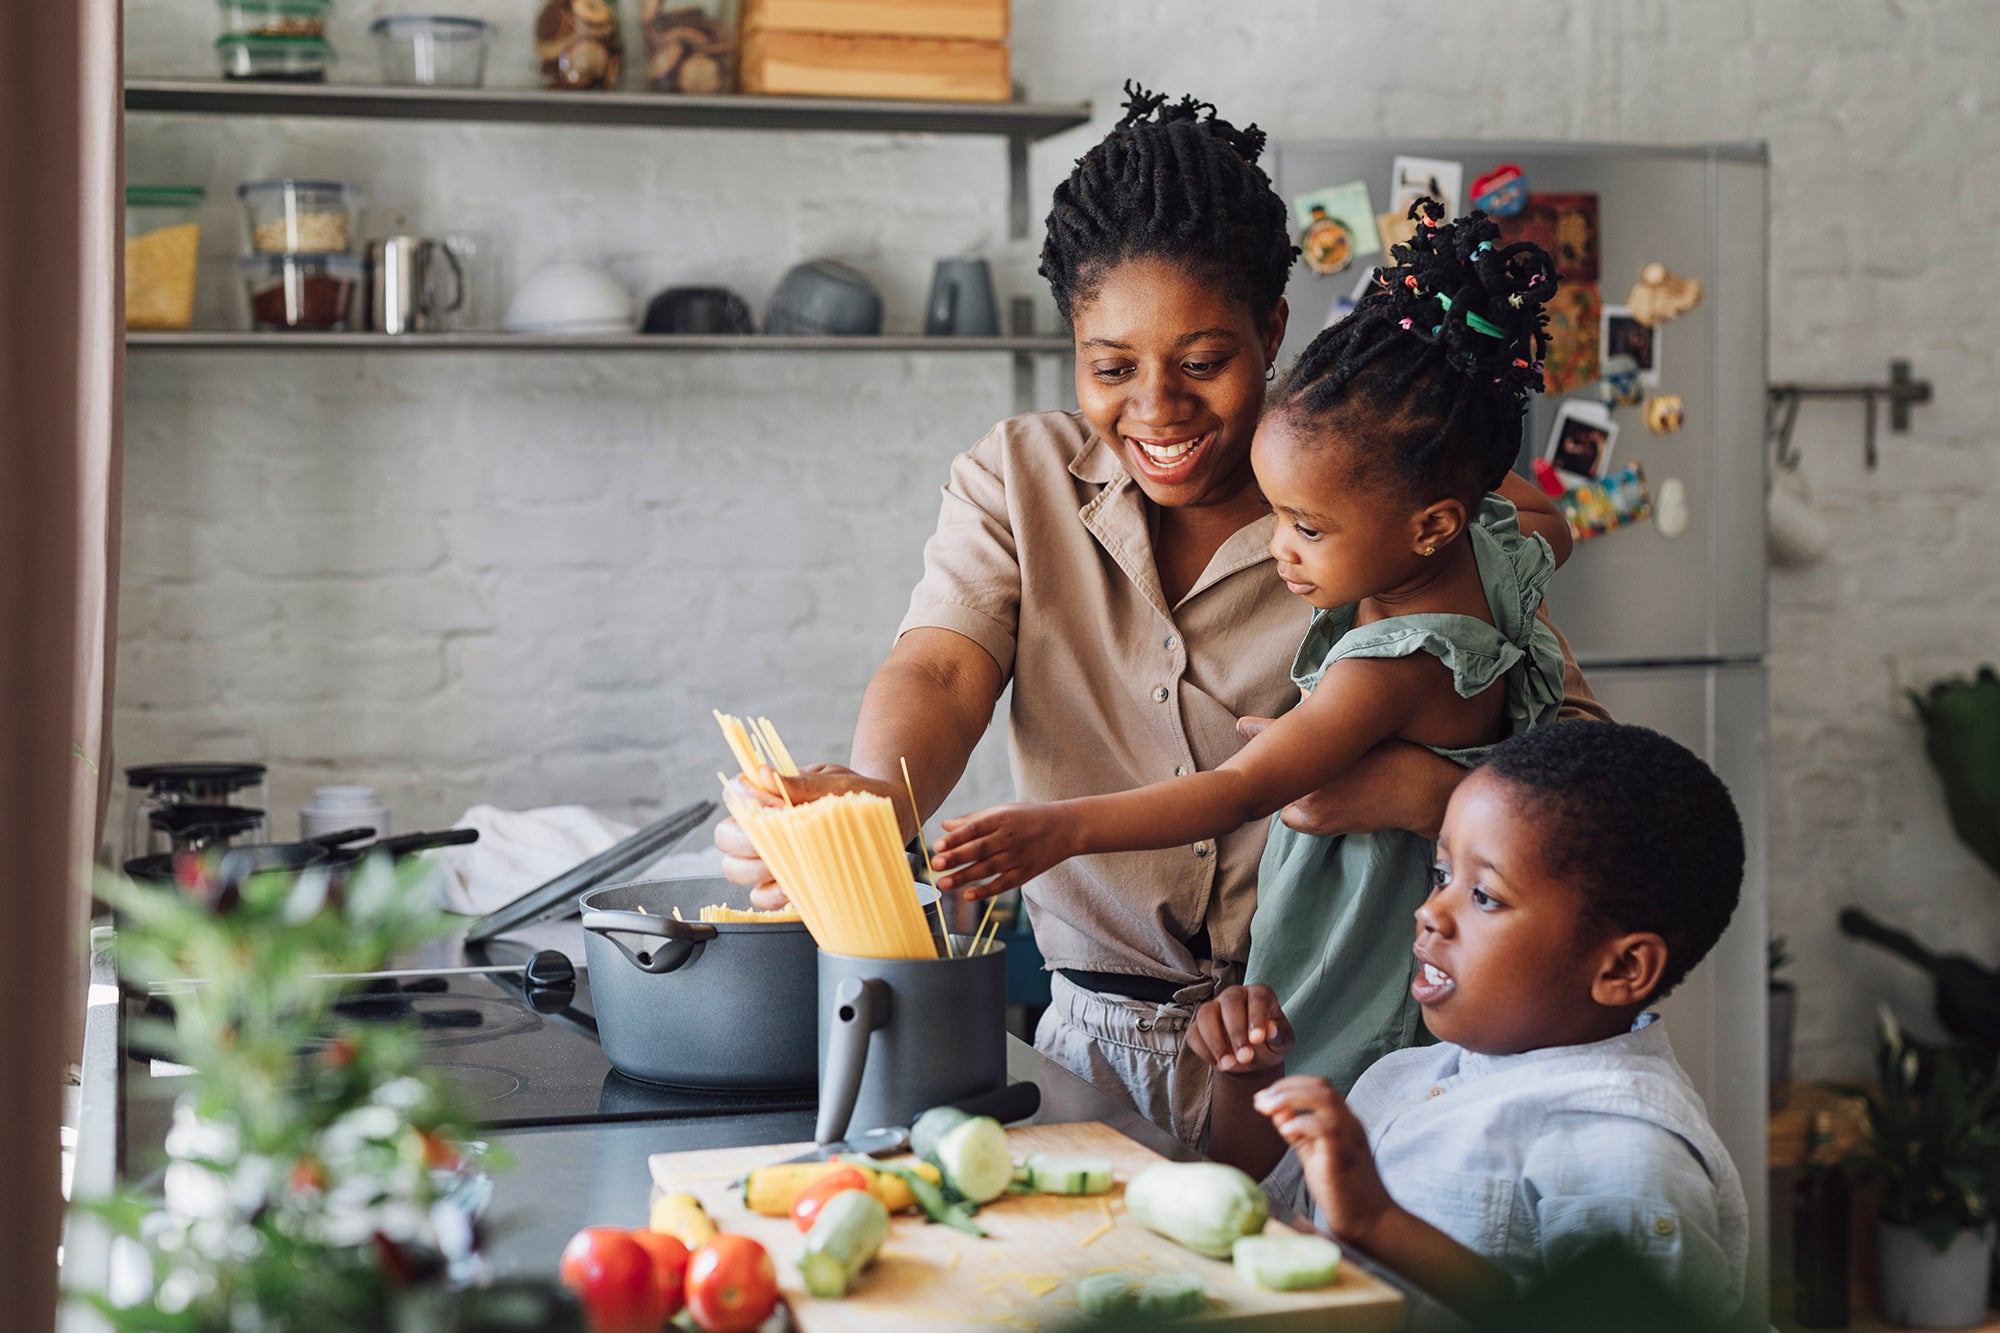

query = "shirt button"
[1152,685,1170,703]
[1174,764,1188,778]
[1427,1087,1445,1099]
[1193,841,1211,858]
[1652,1216,1676,1237]
[1163,635,1178,651]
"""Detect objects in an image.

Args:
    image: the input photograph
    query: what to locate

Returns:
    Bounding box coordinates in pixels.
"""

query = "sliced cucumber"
[910,1105,974,1165]
[1076,1271,1206,1320]
[1232,1233,1343,1291]
[798,1190,891,1298]
[932,1115,1014,1203]
[1022,1152,1115,1196]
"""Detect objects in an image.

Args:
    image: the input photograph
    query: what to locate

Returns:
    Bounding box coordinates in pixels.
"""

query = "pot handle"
[816,976,889,1145]
[580,909,718,975]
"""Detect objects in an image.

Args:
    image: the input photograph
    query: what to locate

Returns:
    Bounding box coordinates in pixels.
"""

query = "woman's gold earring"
[1423,545,1437,557]
[1265,364,1276,382]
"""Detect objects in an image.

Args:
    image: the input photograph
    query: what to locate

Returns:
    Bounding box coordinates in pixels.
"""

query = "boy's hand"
[1188,984,1295,1075]
[931,803,1078,900]
[1254,1076,1397,1247]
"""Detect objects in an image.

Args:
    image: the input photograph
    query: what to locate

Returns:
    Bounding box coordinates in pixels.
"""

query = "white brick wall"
[118,0,1998,1078]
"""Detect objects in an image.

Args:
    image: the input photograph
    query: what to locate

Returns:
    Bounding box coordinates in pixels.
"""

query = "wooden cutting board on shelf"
[647,1121,1406,1332]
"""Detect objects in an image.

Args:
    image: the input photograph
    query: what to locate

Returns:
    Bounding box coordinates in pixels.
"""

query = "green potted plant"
[1770,937,1796,1109]
[73,853,573,1331]
[1845,1007,2000,1328]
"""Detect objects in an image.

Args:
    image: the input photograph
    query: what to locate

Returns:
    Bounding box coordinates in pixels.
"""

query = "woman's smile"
[1123,429,1216,484]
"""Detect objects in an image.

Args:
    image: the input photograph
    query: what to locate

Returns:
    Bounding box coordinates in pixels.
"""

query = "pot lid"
[126,760,266,791]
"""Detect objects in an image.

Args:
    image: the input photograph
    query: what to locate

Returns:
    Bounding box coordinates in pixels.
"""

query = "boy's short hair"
[1477,721,1744,1000]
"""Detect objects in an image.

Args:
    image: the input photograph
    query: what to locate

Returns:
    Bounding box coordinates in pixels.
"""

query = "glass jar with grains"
[535,0,623,90]
[126,187,205,331]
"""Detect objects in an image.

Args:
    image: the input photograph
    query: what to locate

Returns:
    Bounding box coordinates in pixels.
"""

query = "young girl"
[931,199,1571,1094]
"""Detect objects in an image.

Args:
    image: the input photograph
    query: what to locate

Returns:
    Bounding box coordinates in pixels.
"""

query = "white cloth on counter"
[436,803,724,916]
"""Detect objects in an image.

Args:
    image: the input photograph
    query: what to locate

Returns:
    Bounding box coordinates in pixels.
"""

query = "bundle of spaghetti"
[713,710,798,789]
[721,788,937,959]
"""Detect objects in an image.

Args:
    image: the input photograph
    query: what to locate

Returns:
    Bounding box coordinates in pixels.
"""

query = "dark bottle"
[1792,1109,1852,1327]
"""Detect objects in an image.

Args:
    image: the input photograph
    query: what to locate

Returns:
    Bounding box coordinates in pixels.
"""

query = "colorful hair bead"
[1399,318,1413,330]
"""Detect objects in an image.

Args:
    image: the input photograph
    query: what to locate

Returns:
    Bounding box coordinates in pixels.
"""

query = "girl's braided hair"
[1040,82,1297,324]
[1273,198,1559,505]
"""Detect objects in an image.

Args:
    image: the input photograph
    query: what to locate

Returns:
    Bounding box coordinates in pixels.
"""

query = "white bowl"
[505,261,633,334]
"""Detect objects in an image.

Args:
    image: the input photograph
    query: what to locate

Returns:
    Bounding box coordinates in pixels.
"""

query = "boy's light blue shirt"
[1264,1015,1747,1315]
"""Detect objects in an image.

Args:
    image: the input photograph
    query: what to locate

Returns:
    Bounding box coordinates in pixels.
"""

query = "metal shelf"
[126,331,1074,354]
[123,79,1090,140]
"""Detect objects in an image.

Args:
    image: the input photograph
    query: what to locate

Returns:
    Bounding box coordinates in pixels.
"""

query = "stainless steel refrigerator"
[1274,139,1770,1319]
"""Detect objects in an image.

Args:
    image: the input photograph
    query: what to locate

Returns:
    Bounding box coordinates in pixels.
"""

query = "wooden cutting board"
[647,1121,1406,1332]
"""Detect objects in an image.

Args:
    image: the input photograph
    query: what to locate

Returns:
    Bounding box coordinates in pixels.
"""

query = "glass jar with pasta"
[126,186,205,331]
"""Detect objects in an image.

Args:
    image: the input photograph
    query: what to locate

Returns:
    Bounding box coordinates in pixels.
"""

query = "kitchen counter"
[69,924,1436,1330]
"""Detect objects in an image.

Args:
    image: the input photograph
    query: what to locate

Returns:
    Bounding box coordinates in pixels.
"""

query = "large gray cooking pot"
[579,875,820,1091]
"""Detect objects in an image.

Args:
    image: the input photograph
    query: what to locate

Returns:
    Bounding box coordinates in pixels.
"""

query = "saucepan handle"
[580,909,718,975]
[816,976,889,1145]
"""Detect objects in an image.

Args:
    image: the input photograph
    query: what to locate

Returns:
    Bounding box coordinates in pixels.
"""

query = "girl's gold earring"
[1423,546,1437,557]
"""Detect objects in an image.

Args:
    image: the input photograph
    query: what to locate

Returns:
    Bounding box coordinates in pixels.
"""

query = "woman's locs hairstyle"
[1273,198,1561,506]
[1039,81,1297,325]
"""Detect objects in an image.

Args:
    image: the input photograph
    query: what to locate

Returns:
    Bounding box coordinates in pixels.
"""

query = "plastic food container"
[125,187,205,331]
[216,0,330,39]
[371,15,493,87]
[237,178,358,255]
[216,33,332,80]
[239,253,363,331]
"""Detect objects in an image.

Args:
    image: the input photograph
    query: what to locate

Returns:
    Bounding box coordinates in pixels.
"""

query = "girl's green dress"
[1246,496,1567,1092]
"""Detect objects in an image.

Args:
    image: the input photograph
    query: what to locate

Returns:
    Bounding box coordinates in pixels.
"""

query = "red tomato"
[629,1229,690,1318]
[791,1166,871,1233]
[559,1226,662,1333]
[685,1235,779,1333]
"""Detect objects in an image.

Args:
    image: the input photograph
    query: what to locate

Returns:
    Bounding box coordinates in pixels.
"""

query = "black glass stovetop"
[125,965,818,1132]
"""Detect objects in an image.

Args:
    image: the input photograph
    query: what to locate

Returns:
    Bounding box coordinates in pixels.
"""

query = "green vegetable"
[1232,1234,1343,1290]
[932,1115,1014,1203]
[798,1189,890,1298]
[909,1105,973,1165]
[1022,1152,1115,1195]
[1076,1271,1206,1319]
[872,1159,985,1237]
[1123,1162,1268,1258]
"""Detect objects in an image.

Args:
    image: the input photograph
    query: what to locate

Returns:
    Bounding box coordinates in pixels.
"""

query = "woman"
[718,87,1607,1147]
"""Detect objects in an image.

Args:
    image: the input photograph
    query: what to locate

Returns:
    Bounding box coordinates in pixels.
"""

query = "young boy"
[1190,722,1749,1319]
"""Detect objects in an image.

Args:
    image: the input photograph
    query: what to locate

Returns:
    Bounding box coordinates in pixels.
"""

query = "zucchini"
[1123,1162,1268,1259]
[909,1105,974,1164]
[798,1189,891,1298]
[872,1158,986,1237]
[932,1116,1014,1203]
[1232,1234,1343,1291]
[1076,1271,1205,1320]
[1022,1152,1115,1195]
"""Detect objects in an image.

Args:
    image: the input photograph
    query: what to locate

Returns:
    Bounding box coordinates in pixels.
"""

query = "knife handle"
[951,1079,1040,1126]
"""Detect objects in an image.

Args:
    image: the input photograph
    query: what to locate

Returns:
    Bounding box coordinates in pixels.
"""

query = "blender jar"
[124,761,269,861]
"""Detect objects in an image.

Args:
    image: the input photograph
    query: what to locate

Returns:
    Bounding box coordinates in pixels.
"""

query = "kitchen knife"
[776,1079,1042,1165]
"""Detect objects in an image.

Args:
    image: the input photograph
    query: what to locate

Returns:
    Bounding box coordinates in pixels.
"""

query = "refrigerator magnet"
[1389,155,1464,218]
[1546,399,1619,486]
[1556,464,1653,543]
[1645,392,1686,434]
[1470,163,1529,216]
[1626,262,1703,326]
[1654,476,1689,538]
[1539,283,1602,396]
[1496,193,1599,283]
[1294,181,1380,276]
[1600,304,1661,387]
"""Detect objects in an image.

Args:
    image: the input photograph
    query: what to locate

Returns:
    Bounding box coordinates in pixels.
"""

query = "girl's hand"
[930,803,1079,899]
[1253,1077,1397,1248]
[1188,984,1295,1075]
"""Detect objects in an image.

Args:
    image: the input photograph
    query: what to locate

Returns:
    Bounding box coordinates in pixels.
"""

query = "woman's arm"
[931,655,1432,896]
[1499,470,1574,566]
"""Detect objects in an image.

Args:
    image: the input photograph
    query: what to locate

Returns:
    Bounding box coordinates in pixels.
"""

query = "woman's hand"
[712,763,906,909]
[930,802,1081,900]
[1187,984,1295,1076]
[1253,1076,1397,1248]
[1235,718,1462,841]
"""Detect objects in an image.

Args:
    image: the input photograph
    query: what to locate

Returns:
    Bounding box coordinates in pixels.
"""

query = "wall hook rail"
[1766,359,1932,471]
